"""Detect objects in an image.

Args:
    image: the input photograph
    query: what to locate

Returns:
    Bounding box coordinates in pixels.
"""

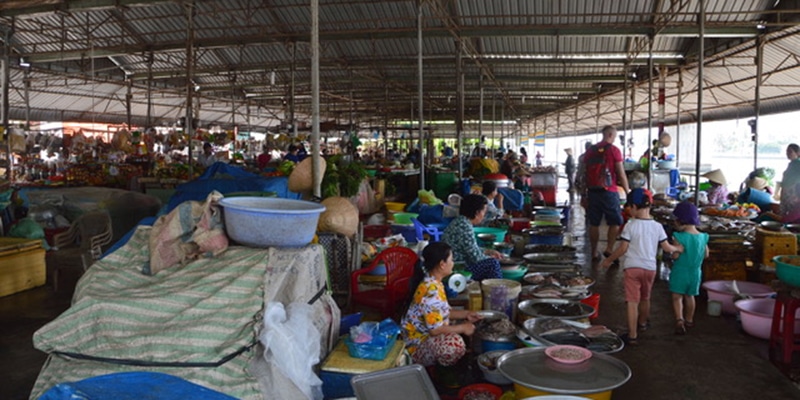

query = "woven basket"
[288,157,327,192]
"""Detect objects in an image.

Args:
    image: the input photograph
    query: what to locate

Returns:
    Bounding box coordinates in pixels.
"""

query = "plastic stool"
[411,218,443,242]
[768,292,800,367]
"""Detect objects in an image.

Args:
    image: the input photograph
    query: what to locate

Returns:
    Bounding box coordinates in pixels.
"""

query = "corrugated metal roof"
[0,0,795,135]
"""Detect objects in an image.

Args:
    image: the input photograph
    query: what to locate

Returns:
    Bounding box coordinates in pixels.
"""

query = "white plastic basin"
[220,197,325,247]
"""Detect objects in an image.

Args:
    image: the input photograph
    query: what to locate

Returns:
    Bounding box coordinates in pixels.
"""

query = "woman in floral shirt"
[442,194,503,281]
[401,242,482,366]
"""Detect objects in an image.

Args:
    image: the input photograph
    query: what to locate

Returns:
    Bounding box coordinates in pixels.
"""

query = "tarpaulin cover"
[164,163,300,213]
[39,372,237,400]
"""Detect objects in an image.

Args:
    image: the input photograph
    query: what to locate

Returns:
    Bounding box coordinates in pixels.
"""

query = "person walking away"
[585,125,630,261]
[401,242,482,367]
[601,188,682,345]
[669,202,709,334]
[564,148,575,196]
[535,151,543,167]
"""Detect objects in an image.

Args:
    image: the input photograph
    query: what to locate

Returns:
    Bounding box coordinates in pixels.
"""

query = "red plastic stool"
[768,292,800,368]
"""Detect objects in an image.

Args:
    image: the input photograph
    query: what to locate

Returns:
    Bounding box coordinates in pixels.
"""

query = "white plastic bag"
[260,302,323,400]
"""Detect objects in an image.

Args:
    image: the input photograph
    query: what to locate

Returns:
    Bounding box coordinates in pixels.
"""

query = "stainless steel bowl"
[760,221,784,232]
[785,223,800,233]
[477,233,497,243]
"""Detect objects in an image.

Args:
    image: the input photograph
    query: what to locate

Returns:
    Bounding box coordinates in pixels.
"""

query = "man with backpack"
[581,125,630,261]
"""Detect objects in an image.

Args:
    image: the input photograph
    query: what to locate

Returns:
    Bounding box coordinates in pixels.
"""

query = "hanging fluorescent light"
[270,70,276,86]
[19,58,30,68]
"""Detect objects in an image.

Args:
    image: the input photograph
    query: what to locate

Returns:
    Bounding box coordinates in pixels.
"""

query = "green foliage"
[321,155,368,198]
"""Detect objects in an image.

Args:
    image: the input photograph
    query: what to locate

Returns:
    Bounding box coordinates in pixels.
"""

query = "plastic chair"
[411,218,443,242]
[49,210,113,292]
[350,247,419,319]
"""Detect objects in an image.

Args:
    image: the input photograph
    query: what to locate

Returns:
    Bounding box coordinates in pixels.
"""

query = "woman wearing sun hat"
[701,169,728,205]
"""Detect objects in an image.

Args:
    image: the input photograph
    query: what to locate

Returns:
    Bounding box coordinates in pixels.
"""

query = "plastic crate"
[344,336,397,361]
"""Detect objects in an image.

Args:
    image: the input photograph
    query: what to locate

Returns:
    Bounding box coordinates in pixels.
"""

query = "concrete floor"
[2,186,800,399]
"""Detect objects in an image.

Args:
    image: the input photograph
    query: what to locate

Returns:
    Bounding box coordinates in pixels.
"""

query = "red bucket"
[581,293,600,319]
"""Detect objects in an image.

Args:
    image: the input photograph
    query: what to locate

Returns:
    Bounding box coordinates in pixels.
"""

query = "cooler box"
[531,186,556,206]
[0,237,46,297]
[320,338,406,399]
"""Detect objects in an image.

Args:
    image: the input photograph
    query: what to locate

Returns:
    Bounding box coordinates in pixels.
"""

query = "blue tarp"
[164,162,300,213]
[108,163,300,254]
[39,372,237,400]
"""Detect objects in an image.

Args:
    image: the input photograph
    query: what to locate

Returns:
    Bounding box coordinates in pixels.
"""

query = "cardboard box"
[0,238,45,297]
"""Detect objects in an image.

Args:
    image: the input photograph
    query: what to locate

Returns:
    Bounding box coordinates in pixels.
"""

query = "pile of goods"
[701,203,760,219]
[526,318,623,353]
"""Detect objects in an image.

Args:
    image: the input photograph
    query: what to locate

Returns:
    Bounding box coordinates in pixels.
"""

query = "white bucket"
[707,300,722,317]
[481,279,522,320]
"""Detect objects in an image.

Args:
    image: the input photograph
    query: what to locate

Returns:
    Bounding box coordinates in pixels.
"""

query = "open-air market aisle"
[568,204,800,399]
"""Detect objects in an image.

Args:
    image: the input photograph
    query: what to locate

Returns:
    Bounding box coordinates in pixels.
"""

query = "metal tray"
[518,298,595,319]
[496,347,631,394]
[351,364,440,400]
[523,318,624,354]
[476,309,509,322]
[523,253,578,264]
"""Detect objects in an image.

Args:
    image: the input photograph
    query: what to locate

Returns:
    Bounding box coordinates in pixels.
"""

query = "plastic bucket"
[482,279,522,320]
[738,188,774,210]
[580,293,601,319]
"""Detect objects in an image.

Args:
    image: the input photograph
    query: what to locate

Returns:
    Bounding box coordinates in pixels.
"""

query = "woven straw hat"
[702,169,727,186]
[745,176,768,190]
[288,157,326,192]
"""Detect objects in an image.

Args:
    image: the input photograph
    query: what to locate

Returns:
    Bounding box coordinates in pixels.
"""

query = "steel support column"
[647,36,654,190]
[456,40,464,180]
[694,0,705,206]
[311,0,321,198]
[417,0,425,190]
[754,36,763,170]
[185,2,195,177]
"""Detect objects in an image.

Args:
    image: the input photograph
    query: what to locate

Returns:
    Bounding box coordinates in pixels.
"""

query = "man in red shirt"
[585,125,630,261]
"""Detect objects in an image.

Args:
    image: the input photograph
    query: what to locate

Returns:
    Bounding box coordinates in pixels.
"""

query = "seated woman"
[480,181,505,225]
[401,242,482,367]
[701,169,728,205]
[442,194,503,281]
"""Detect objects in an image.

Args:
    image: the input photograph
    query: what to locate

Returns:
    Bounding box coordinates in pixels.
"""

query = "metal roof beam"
[0,0,170,18]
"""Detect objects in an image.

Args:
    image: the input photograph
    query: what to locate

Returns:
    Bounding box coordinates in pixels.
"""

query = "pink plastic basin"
[701,280,775,315]
[734,298,800,340]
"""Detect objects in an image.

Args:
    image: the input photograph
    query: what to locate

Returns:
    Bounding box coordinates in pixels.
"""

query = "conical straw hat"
[288,157,326,192]
[702,169,727,186]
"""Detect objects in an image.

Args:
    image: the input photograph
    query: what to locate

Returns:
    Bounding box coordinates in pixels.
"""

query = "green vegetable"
[278,160,295,176]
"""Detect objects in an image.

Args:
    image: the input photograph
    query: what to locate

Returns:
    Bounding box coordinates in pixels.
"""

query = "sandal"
[620,333,639,346]
[638,320,651,332]
[685,320,695,328]
[675,319,687,335]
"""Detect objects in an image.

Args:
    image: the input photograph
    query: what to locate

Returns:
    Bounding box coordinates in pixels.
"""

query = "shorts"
[587,189,623,227]
[624,268,657,302]
[669,266,702,296]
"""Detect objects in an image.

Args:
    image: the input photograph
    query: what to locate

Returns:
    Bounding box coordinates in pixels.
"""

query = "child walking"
[669,202,709,334]
[601,189,683,345]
